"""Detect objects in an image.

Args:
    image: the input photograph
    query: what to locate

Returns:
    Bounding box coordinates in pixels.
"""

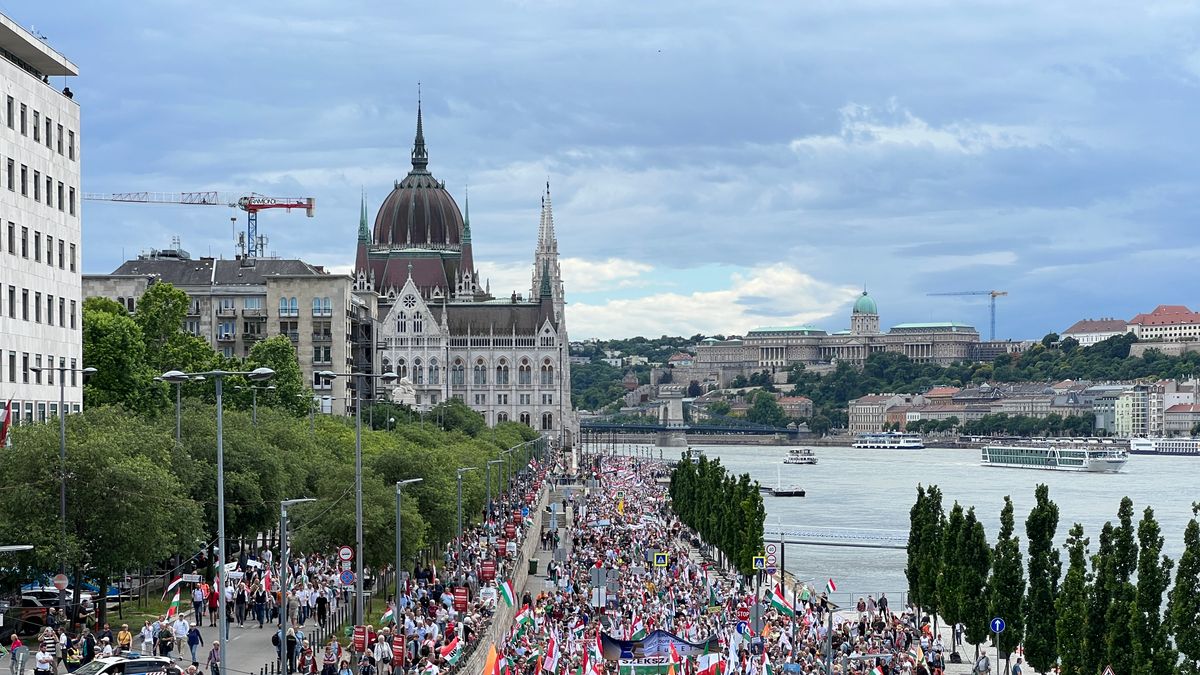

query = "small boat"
[852,432,924,449]
[981,443,1129,473]
[783,448,818,465]
[1129,437,1200,456]
[759,466,806,497]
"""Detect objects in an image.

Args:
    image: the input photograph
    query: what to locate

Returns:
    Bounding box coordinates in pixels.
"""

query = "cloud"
[569,263,859,339]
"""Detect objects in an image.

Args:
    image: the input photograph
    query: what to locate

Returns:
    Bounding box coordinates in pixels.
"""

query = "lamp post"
[278,497,315,675]
[314,369,398,626]
[236,384,276,426]
[387,417,396,431]
[394,478,422,620]
[455,467,476,566]
[486,459,504,519]
[161,366,274,670]
[155,374,206,444]
[29,363,96,612]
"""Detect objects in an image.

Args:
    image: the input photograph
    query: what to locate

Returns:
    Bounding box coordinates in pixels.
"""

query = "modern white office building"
[0,13,82,422]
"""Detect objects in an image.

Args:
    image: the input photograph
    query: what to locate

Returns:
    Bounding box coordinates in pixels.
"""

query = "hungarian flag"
[769,585,794,617]
[539,635,559,675]
[825,578,837,594]
[263,569,273,593]
[439,636,462,665]
[499,580,516,607]
[515,605,535,628]
[630,616,647,640]
[696,653,723,675]
[0,399,12,447]
[761,651,774,675]
[668,643,682,665]
[380,606,396,624]
[165,589,182,618]
[162,576,183,601]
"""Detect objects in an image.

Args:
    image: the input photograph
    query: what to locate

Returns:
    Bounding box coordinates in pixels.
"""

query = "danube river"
[660,444,1199,608]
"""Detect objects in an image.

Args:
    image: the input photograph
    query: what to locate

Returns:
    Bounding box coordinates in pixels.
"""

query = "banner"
[600,630,720,661]
[618,657,673,675]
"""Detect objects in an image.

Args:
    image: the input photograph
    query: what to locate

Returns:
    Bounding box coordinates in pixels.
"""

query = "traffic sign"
[736,621,749,635]
[736,607,750,622]
[765,544,777,555]
[654,552,669,567]
[766,566,777,576]
[990,617,1006,634]
[181,574,202,583]
[1101,667,1114,675]
[51,574,68,591]
[752,556,766,570]
[339,570,355,586]
[765,553,777,565]
[338,545,354,562]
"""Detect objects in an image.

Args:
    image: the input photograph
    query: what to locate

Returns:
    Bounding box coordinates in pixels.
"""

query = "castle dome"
[371,101,464,249]
[853,290,877,315]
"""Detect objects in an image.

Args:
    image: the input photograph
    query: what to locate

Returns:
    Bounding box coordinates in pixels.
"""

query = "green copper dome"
[853,290,877,315]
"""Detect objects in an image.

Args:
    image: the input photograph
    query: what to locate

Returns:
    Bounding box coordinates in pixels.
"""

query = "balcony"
[283,331,299,342]
[242,308,266,318]
[217,333,236,342]
[216,307,237,318]
[244,333,264,343]
[279,308,299,318]
[312,333,333,343]
[312,308,333,317]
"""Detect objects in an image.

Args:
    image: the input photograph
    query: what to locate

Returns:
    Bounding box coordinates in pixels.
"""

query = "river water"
[653,444,1199,608]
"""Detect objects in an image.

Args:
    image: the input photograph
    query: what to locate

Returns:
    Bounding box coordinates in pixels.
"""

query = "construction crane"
[83,191,315,258]
[926,290,1008,341]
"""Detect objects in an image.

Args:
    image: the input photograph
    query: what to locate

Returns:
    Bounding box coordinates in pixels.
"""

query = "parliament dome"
[371,103,464,249]
[853,291,877,315]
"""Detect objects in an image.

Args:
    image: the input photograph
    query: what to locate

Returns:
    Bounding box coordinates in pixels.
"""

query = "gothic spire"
[411,87,429,173]
[537,180,557,253]
[357,189,370,242]
[462,185,472,243]
[539,260,552,298]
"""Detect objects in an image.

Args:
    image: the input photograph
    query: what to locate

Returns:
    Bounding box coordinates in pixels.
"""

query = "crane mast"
[926,290,1009,341]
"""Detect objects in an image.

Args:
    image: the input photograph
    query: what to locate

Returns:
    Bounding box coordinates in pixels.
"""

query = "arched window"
[496,360,509,385]
[279,298,288,315]
[413,312,423,333]
[397,358,407,379]
[414,358,424,385]
[473,359,487,385]
[518,359,532,385]
[540,359,554,386]
[322,297,332,315]
[451,359,465,386]
[397,311,407,333]
[497,412,509,423]
[519,412,531,427]
[541,412,553,430]
[289,297,298,315]
[312,297,321,315]
[381,357,391,374]
[428,358,440,385]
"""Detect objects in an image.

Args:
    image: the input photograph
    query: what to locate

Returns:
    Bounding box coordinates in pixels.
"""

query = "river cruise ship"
[981,444,1129,472]
[1129,437,1200,456]
[852,432,924,449]
[783,448,818,465]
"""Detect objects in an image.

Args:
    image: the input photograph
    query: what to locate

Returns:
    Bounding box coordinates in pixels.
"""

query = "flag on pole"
[630,616,647,640]
[540,635,559,675]
[162,576,183,601]
[499,580,516,607]
[483,644,499,675]
[165,589,181,618]
[761,651,774,675]
[0,399,12,447]
[696,653,723,675]
[380,607,396,624]
[263,569,273,593]
[440,636,463,665]
[769,585,795,617]
[825,578,837,594]
[516,604,535,628]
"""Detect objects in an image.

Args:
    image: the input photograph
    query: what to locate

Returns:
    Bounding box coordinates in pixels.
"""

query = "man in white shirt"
[33,650,52,674]
[173,616,190,656]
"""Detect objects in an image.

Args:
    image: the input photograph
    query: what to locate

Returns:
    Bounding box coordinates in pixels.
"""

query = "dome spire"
[411,84,429,173]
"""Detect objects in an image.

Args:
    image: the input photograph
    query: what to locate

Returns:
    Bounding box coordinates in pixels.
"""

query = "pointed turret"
[411,92,429,173]
[539,260,552,298]
[357,190,370,242]
[531,181,565,321]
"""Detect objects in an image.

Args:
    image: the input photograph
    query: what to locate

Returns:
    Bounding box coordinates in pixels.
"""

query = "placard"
[453,586,469,612]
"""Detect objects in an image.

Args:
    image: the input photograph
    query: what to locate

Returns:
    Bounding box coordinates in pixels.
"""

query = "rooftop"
[1166,403,1200,414]
[0,12,78,77]
[891,322,977,331]
[747,325,825,335]
[1063,318,1129,334]
[1130,305,1200,327]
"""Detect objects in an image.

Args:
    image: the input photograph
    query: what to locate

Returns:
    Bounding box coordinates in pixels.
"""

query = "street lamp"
[278,497,315,675]
[29,363,95,611]
[486,459,504,518]
[236,384,276,426]
[315,369,398,625]
[455,467,477,566]
[155,374,205,444]
[394,478,422,620]
[161,366,274,668]
[387,416,396,431]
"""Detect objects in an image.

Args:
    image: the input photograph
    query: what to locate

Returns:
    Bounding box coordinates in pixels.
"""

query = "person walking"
[10,635,27,675]
[115,625,132,655]
[253,585,267,628]
[206,586,219,627]
[186,624,202,665]
[191,586,204,621]
[205,641,221,675]
[235,583,248,628]
[140,622,154,657]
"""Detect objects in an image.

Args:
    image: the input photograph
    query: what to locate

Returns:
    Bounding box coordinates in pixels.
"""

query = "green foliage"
[960,412,1094,437]
[571,360,627,411]
[1085,523,1115,675]
[1023,484,1061,673]
[807,414,831,436]
[1130,506,1175,674]
[1056,524,1090,675]
[707,400,731,416]
[989,496,1025,660]
[246,335,308,416]
[82,300,159,412]
[1106,497,1139,675]
[939,502,966,630]
[135,282,213,375]
[668,453,764,576]
[906,485,926,615]
[746,390,788,427]
[959,507,992,649]
[1168,507,1200,674]
[918,486,945,624]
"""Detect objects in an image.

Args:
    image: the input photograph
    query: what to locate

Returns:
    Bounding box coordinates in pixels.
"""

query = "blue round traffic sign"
[766,566,778,576]
[736,621,748,635]
[990,617,1006,633]
[340,570,355,585]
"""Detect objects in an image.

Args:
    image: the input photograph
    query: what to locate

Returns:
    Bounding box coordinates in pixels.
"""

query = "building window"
[69,187,75,215]
[497,394,508,405]
[497,412,509,423]
[31,171,39,201]
[45,176,51,207]
[19,165,26,195]
[244,296,262,310]
[20,227,27,257]
[19,104,25,135]
[44,118,51,149]
[496,361,509,385]
[519,394,531,405]
[518,360,531,385]
[32,111,38,141]
[69,244,76,271]
[46,295,53,325]
[70,300,76,329]
[414,358,424,385]
[290,297,298,316]
[21,289,28,320]
[6,352,13,383]
[6,286,13,318]
[33,355,41,384]
[313,345,331,364]
[68,130,75,160]
[5,159,12,191]
[542,393,553,405]
[413,312,423,332]
[397,311,407,333]
[519,412,531,427]
[4,97,11,129]
[397,358,407,379]
[70,359,77,386]
[56,124,63,154]
[33,232,39,262]
[58,297,65,327]
[473,359,487,385]
[46,356,54,384]
[44,236,52,266]
[57,182,64,211]
[5,223,11,253]
[451,360,465,386]
[323,297,331,315]
[428,358,440,385]
[474,393,486,406]
[312,297,322,316]
[542,412,553,430]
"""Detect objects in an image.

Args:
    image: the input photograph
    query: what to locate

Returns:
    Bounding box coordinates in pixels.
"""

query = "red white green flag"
[499,579,516,607]
[769,585,794,617]
[165,589,181,618]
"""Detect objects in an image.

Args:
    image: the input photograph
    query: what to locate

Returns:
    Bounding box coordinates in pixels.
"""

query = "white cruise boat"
[1129,437,1200,456]
[783,448,818,465]
[852,432,924,449]
[981,444,1129,472]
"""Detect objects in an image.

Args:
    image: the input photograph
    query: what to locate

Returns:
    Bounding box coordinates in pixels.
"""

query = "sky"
[15,1,1200,340]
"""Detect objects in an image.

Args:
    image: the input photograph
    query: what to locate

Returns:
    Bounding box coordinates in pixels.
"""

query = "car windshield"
[71,662,108,675]
[124,662,169,675]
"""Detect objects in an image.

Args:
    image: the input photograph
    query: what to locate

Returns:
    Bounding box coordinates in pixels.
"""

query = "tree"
[939,502,966,636]
[959,507,991,656]
[1130,506,1175,674]
[1169,504,1200,674]
[808,414,831,436]
[746,391,788,428]
[82,298,160,412]
[919,485,945,630]
[1024,484,1061,673]
[708,400,732,416]
[1056,523,1090,675]
[1105,497,1139,675]
[687,381,703,397]
[247,335,309,416]
[135,281,214,375]
[1085,523,1114,675]
[988,496,1025,670]
[907,485,927,619]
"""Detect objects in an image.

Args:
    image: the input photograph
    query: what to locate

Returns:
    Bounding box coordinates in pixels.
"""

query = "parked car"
[71,656,172,675]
